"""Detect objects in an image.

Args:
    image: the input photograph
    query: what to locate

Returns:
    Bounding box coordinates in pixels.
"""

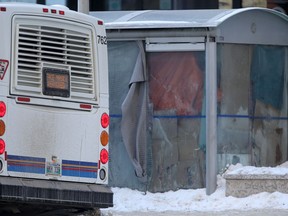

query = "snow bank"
[102,164,288,213]
[225,162,288,177]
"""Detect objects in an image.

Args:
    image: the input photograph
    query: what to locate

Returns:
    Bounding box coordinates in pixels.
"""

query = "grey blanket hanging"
[121,42,148,182]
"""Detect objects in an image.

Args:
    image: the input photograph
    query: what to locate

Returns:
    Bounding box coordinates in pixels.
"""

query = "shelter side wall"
[217,44,288,170]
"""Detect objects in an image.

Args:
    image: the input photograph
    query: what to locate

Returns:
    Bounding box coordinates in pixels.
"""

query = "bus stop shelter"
[91,8,288,194]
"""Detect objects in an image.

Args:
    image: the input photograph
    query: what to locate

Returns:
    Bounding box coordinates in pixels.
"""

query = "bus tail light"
[0,139,5,154]
[101,113,109,128]
[17,97,30,103]
[0,120,5,136]
[100,149,109,164]
[100,131,109,146]
[80,104,92,110]
[0,102,6,117]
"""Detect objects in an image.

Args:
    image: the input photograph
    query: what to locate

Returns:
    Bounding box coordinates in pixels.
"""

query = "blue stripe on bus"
[7,155,46,174]
[62,160,98,178]
[7,155,98,179]
[111,113,288,120]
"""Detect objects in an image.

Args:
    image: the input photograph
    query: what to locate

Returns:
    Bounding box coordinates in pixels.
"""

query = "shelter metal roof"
[90,8,288,29]
[91,8,288,45]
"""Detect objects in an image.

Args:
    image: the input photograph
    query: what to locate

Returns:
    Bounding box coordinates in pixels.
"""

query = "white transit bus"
[0,3,112,214]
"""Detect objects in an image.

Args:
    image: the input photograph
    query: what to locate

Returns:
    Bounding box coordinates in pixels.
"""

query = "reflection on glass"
[149,52,204,115]
[148,51,206,192]
[217,44,288,172]
[107,41,147,190]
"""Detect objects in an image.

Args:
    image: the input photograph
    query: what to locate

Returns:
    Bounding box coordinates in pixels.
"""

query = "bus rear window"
[43,67,70,97]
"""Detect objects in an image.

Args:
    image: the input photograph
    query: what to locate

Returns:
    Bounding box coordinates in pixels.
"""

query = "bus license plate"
[46,162,61,176]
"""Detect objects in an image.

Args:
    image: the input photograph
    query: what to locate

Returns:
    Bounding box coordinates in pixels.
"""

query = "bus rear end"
[0,3,112,212]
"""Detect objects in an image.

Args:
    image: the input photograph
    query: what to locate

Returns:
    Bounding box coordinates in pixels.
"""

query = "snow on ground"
[102,163,288,214]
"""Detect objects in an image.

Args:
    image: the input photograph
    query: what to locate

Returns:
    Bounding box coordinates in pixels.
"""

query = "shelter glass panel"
[217,44,288,172]
[147,51,206,192]
[107,41,147,190]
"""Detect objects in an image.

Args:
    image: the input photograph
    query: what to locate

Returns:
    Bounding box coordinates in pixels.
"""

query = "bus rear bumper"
[0,176,113,209]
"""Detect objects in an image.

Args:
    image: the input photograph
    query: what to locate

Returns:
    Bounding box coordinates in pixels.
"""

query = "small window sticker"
[46,156,61,176]
[0,60,9,80]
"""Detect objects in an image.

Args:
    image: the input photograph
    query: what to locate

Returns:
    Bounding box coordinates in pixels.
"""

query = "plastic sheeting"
[108,40,288,192]
[251,46,285,110]
[217,44,288,171]
[121,42,148,182]
[250,45,287,167]
[148,52,204,115]
[148,51,206,192]
[108,41,147,190]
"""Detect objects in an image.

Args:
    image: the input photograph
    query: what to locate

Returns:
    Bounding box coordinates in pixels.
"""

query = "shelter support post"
[205,36,217,195]
[78,0,89,14]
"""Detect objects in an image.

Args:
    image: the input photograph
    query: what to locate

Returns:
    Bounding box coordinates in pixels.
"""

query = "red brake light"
[80,104,92,110]
[101,113,109,128]
[0,102,6,117]
[0,139,5,154]
[43,8,49,13]
[59,10,65,15]
[100,149,109,164]
[17,97,30,103]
